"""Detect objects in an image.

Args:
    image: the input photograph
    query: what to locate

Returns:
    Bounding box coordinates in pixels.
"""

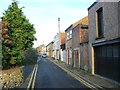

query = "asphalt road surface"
[35,57,90,89]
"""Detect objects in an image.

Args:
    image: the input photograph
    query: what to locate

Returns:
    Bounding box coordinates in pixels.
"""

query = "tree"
[2,1,36,68]
[1,19,12,68]
[18,48,38,66]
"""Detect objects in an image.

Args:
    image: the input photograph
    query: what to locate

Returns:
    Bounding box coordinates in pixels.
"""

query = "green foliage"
[18,48,38,66]
[2,1,37,68]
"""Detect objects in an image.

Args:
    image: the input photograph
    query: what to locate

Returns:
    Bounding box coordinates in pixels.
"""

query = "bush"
[18,48,38,66]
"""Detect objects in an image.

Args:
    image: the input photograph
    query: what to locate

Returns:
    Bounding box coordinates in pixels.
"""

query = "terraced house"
[53,32,65,60]
[60,32,66,62]
[65,25,73,65]
[65,16,88,68]
[36,44,46,55]
[88,1,120,83]
[72,16,89,70]
[53,33,60,60]
[46,41,54,57]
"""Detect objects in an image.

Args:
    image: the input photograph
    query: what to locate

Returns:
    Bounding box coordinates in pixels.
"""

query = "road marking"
[32,64,38,89]
[50,60,99,89]
[27,64,37,89]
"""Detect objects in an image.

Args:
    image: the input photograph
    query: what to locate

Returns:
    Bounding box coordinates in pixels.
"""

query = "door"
[67,49,70,64]
[74,50,79,68]
[70,49,72,65]
[94,43,120,82]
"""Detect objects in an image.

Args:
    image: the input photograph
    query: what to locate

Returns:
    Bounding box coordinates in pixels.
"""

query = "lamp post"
[58,17,61,60]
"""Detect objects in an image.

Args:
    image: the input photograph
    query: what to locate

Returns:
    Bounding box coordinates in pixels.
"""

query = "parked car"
[42,53,47,58]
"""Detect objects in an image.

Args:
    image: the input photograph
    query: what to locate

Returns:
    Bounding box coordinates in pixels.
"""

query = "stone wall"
[0,67,23,89]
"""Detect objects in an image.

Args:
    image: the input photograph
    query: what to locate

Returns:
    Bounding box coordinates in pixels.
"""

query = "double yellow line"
[27,60,103,89]
[50,60,103,90]
[27,64,38,89]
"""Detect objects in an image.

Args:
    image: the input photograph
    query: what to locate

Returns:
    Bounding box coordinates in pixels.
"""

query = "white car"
[42,54,47,58]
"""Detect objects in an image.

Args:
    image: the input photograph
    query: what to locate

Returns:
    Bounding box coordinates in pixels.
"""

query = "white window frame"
[70,30,72,39]
[67,32,69,40]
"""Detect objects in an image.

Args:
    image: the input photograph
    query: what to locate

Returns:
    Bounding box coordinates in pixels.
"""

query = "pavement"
[47,57,120,89]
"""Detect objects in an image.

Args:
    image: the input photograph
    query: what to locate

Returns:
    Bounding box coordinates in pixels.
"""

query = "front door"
[74,50,79,68]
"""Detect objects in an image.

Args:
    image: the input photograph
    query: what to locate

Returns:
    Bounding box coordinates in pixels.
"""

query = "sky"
[0,0,95,48]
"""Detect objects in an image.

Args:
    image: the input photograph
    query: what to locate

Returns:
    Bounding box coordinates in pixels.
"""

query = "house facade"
[46,41,54,57]
[72,16,89,70]
[72,24,80,68]
[53,33,60,60]
[60,32,66,62]
[53,32,65,60]
[65,25,73,65]
[36,44,46,55]
[88,1,120,83]
[79,25,89,71]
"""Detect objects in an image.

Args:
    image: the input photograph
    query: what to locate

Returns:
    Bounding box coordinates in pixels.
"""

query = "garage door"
[94,43,120,82]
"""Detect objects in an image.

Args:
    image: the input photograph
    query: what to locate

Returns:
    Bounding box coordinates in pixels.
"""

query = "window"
[96,7,104,38]
[67,30,72,40]
[70,30,72,38]
[67,32,69,40]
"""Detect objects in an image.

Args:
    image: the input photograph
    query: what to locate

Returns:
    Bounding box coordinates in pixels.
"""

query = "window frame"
[67,32,69,40]
[70,30,72,39]
[67,30,72,40]
[96,7,104,39]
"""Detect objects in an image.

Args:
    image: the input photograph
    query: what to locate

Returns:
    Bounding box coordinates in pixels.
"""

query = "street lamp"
[58,17,61,60]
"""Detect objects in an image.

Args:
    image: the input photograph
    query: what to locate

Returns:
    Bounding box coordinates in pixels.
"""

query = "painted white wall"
[61,49,63,61]
[53,33,60,59]
[61,49,66,62]
[54,33,60,50]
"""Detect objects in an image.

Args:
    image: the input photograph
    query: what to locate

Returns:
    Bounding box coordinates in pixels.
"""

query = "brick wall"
[60,32,65,45]
[72,25,80,49]
[80,43,89,70]
[65,27,73,49]
[80,28,88,43]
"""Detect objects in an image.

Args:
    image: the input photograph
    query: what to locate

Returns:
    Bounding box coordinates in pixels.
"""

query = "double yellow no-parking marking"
[27,64,38,89]
[27,60,103,90]
[50,60,103,90]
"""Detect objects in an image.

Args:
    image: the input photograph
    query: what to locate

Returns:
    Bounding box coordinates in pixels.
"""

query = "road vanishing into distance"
[34,57,90,89]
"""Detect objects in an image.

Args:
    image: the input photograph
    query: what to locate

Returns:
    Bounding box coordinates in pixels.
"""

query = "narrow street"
[35,57,89,89]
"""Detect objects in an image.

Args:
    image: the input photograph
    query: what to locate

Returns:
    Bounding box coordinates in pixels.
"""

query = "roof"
[65,16,88,32]
[88,2,97,11]
[65,24,73,32]
[73,16,88,27]
[46,41,54,47]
